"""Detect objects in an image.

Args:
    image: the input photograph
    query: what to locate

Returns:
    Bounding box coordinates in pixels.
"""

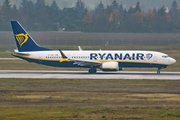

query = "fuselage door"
[153,54,157,62]
[39,54,42,62]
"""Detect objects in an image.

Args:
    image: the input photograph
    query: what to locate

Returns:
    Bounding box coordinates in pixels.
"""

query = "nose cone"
[169,58,176,65]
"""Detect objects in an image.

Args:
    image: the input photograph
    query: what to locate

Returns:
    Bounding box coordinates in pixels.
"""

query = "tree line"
[0,0,180,32]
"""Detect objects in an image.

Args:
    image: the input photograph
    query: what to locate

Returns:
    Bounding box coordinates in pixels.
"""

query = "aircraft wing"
[71,59,102,67]
[59,49,102,67]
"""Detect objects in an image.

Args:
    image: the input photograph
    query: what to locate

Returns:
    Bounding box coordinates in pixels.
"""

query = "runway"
[0,58,21,60]
[0,70,180,79]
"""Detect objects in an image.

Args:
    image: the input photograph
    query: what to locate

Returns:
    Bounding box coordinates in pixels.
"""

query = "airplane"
[10,21,176,74]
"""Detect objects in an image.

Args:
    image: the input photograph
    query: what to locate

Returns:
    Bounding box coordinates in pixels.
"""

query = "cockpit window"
[162,56,169,58]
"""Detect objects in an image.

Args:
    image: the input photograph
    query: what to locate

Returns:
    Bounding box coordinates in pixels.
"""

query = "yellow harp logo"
[15,33,28,47]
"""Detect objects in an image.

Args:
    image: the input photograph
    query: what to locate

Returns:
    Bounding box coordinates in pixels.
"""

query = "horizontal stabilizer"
[7,51,30,56]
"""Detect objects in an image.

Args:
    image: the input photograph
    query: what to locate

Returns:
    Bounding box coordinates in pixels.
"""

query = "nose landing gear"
[157,67,166,74]
[157,70,160,74]
[157,67,163,74]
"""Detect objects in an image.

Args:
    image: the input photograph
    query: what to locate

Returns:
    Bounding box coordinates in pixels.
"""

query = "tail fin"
[11,21,51,52]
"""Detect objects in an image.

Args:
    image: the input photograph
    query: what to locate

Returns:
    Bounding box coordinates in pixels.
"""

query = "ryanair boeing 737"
[10,21,176,74]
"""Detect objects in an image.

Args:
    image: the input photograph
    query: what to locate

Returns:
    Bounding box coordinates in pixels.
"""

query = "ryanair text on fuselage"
[90,53,153,60]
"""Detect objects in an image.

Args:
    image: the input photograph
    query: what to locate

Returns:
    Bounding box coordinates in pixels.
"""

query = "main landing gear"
[88,68,97,74]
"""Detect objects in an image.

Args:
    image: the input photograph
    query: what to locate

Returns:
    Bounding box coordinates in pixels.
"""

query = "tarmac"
[0,70,180,80]
[0,58,21,60]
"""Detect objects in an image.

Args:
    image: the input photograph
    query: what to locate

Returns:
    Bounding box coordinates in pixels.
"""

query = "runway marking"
[0,70,180,80]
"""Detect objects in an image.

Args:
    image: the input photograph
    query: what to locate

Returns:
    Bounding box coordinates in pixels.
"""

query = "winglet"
[59,49,68,62]
[59,49,67,58]
[78,46,83,51]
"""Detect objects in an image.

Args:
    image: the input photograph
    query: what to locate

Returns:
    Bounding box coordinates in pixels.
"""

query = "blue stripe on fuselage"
[13,54,168,69]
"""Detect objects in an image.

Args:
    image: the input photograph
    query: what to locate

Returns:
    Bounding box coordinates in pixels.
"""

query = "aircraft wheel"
[89,68,97,74]
[157,70,160,74]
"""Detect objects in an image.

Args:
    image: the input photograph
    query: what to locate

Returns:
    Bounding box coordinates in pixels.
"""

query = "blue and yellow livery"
[11,21,176,74]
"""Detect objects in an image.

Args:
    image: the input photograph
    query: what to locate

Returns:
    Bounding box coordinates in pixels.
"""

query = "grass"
[1,107,180,120]
[1,78,180,119]
[1,45,180,52]
[47,45,180,51]
[0,52,13,58]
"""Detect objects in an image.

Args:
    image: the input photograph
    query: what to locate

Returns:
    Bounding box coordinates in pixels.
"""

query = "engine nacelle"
[101,62,119,71]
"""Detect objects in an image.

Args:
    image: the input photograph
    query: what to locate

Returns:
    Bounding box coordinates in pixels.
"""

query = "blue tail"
[11,21,51,52]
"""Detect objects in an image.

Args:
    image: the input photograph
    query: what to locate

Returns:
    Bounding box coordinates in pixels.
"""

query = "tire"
[157,70,160,74]
[88,68,97,74]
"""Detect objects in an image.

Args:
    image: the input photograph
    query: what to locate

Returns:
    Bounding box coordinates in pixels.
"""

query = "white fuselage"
[13,50,176,69]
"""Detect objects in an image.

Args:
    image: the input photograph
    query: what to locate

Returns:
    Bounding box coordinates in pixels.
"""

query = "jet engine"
[101,62,119,71]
